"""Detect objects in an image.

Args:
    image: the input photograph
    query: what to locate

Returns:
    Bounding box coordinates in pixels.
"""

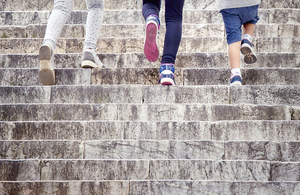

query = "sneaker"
[144,14,160,62]
[230,73,242,86]
[240,39,257,64]
[81,48,103,68]
[159,64,175,85]
[39,43,55,85]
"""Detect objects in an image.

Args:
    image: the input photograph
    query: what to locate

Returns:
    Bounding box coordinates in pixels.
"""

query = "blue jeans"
[143,0,185,64]
[221,5,260,45]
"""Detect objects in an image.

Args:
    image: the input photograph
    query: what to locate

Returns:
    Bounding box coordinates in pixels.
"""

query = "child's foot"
[159,64,175,85]
[240,39,257,64]
[144,14,160,62]
[39,43,55,85]
[81,48,103,68]
[230,73,242,86]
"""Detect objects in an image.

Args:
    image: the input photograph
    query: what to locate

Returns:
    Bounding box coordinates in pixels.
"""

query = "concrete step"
[1,9,299,26]
[1,121,300,141]
[0,68,91,86]
[0,103,295,121]
[1,140,300,162]
[183,68,300,86]
[1,53,299,69]
[1,181,300,195]
[1,24,299,39]
[0,159,299,181]
[1,0,299,11]
[1,85,300,107]
[1,37,299,54]
[2,68,300,86]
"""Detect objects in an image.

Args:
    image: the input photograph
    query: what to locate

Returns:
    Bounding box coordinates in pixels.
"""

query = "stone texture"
[225,141,300,161]
[0,86,50,103]
[40,160,149,180]
[0,160,40,181]
[50,85,143,103]
[0,141,84,159]
[0,181,130,195]
[0,68,91,86]
[124,121,211,140]
[142,85,229,104]
[270,162,300,181]
[212,121,300,141]
[149,160,270,181]
[85,140,224,160]
[130,181,300,195]
[184,68,300,85]
[230,85,300,106]
[1,53,300,69]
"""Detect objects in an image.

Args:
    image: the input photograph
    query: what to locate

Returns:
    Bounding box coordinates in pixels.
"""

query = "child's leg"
[81,0,104,68]
[39,0,73,85]
[142,1,161,62]
[43,0,74,51]
[84,0,104,50]
[158,0,184,85]
[221,8,243,85]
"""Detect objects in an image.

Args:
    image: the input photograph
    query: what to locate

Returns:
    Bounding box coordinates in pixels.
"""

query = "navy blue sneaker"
[144,14,160,62]
[240,39,257,64]
[230,74,242,86]
[159,64,175,85]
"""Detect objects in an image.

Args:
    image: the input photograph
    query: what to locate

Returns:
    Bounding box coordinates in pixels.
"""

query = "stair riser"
[1,53,299,69]
[1,10,299,26]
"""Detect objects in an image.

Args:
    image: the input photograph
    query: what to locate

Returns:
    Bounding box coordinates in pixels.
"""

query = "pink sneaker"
[144,15,160,62]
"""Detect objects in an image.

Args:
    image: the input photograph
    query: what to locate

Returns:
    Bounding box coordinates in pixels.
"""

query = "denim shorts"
[221,5,260,45]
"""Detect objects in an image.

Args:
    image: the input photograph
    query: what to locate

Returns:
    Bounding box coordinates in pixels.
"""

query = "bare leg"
[228,41,241,70]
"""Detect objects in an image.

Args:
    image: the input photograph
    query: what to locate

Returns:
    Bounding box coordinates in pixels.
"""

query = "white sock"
[242,34,252,42]
[231,68,241,75]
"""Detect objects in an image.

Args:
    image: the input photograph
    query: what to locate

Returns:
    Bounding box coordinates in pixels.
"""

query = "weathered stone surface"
[225,141,300,162]
[0,141,84,159]
[269,9,300,24]
[184,68,300,85]
[0,86,50,103]
[51,85,143,103]
[0,181,130,195]
[0,104,293,121]
[124,121,211,140]
[0,160,39,181]
[130,181,300,195]
[212,121,300,141]
[1,53,300,69]
[270,162,300,181]
[0,68,91,86]
[230,85,300,106]
[0,121,124,141]
[40,160,149,180]
[1,37,299,54]
[1,0,300,11]
[292,107,300,120]
[0,104,118,121]
[85,140,224,160]
[149,160,270,181]
[142,85,229,104]
[211,104,290,121]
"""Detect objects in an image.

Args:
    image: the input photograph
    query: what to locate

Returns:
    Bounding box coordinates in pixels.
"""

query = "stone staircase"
[1,0,300,194]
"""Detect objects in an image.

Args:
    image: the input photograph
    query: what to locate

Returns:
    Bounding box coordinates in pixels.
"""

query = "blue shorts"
[221,5,260,45]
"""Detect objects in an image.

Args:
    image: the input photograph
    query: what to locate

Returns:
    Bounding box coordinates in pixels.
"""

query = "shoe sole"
[144,23,159,62]
[160,78,175,85]
[39,45,55,85]
[230,81,242,86]
[240,44,257,64]
[82,60,99,68]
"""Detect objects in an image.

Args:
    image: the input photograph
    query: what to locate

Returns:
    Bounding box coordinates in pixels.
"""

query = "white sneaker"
[81,49,103,68]
[39,43,55,85]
